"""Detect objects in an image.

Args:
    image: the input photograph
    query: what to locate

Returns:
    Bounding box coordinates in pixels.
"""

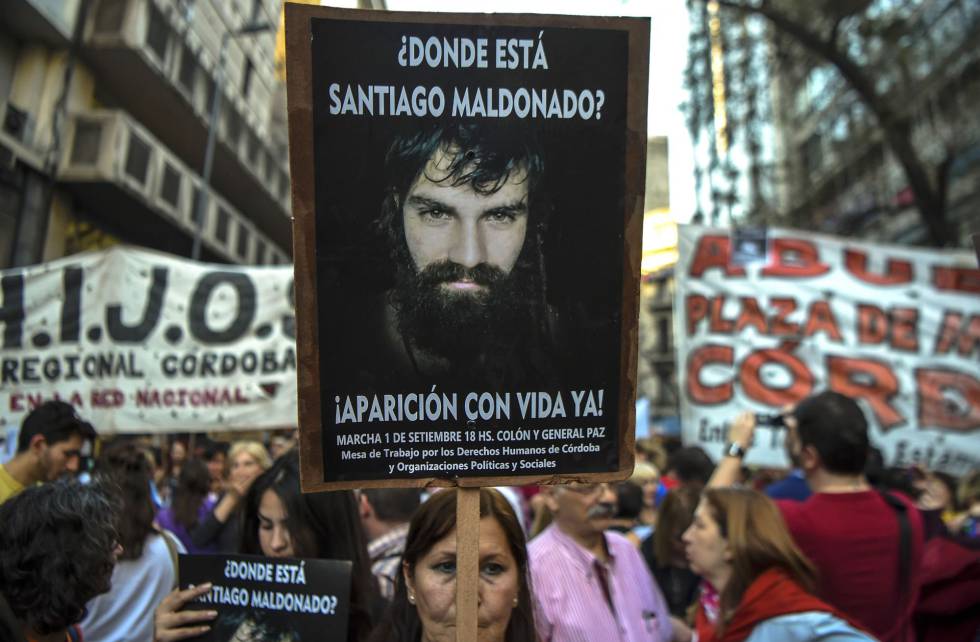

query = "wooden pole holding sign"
[456,487,480,642]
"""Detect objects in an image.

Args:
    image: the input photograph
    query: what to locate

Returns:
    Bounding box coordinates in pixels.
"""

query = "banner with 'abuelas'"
[0,246,297,438]
[676,225,980,475]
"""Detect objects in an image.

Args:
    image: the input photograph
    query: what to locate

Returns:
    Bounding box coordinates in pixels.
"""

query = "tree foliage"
[684,0,980,246]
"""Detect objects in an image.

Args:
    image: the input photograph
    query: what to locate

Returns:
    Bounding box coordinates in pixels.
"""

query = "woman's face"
[405,517,520,642]
[170,441,187,464]
[682,499,730,579]
[206,452,226,485]
[258,490,294,558]
[642,478,660,508]
[231,451,262,484]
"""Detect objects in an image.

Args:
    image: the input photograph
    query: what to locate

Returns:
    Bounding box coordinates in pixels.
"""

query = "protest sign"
[676,225,980,475]
[179,554,351,642]
[0,247,296,444]
[285,6,650,490]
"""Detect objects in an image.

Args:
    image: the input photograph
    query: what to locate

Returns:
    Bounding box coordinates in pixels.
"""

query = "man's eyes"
[414,209,520,223]
[484,211,518,224]
[418,208,452,221]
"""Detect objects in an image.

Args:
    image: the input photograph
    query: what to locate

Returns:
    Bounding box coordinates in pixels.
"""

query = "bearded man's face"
[391,146,535,363]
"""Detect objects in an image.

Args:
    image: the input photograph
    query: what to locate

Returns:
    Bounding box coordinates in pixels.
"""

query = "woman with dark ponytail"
[157,458,216,554]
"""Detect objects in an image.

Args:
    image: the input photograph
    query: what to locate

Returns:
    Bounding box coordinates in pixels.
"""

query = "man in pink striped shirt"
[530,482,678,642]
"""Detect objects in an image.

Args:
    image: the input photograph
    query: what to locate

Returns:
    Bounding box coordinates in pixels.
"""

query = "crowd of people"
[0,392,977,642]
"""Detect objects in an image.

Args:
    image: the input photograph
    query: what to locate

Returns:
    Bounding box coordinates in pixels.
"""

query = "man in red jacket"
[710,391,925,642]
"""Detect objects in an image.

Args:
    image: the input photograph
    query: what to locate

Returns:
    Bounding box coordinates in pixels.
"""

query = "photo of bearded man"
[375,122,560,391]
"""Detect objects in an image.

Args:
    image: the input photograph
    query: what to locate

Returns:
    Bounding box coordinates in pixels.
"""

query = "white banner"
[676,225,980,475]
[0,247,297,437]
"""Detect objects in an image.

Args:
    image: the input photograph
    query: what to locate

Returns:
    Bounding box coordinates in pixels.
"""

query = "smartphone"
[755,413,786,428]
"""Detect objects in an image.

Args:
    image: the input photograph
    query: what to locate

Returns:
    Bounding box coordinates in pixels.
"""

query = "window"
[70,120,102,165]
[178,44,197,94]
[204,77,216,113]
[215,206,231,244]
[241,58,254,98]
[255,239,266,264]
[279,171,289,199]
[236,223,251,259]
[190,186,205,230]
[145,4,170,63]
[3,104,29,143]
[124,131,151,185]
[247,132,260,164]
[264,151,275,182]
[160,162,182,208]
[225,107,241,147]
[655,365,676,406]
[657,317,670,354]
[93,0,127,34]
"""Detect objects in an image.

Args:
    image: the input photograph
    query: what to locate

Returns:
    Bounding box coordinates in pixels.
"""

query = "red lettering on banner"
[761,239,830,278]
[734,297,767,334]
[709,297,735,334]
[827,356,903,430]
[686,295,708,336]
[856,305,919,350]
[891,308,919,352]
[934,312,980,357]
[10,394,27,411]
[10,392,87,411]
[135,387,249,407]
[688,236,747,278]
[933,266,980,295]
[91,389,124,408]
[739,347,814,406]
[843,249,913,285]
[769,298,801,336]
[802,300,843,342]
[687,344,733,404]
[916,368,980,431]
[857,305,888,344]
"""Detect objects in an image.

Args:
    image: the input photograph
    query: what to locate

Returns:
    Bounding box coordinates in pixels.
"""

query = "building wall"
[0,0,292,268]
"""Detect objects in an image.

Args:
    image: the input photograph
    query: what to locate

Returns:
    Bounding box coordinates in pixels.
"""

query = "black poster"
[301,11,646,485]
[178,554,351,641]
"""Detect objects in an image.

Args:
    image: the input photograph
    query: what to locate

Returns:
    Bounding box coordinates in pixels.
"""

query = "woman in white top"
[82,441,185,642]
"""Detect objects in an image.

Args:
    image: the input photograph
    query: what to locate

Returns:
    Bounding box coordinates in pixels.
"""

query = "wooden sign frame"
[285,4,649,492]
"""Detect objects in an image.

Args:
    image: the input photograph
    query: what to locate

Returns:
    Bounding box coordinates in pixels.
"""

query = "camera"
[755,412,786,428]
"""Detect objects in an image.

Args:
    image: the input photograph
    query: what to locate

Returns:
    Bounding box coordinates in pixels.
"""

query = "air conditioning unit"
[0,143,16,172]
[3,103,34,146]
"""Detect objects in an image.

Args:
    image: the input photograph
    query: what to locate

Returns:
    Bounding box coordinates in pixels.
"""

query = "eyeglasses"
[562,482,612,496]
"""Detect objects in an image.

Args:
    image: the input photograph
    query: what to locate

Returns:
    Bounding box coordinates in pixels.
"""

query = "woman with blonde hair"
[683,488,875,642]
[190,440,272,552]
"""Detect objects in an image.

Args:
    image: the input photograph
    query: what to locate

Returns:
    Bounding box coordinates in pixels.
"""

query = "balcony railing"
[59,109,289,265]
[81,0,290,241]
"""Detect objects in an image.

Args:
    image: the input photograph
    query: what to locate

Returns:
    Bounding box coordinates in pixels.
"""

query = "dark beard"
[390,258,537,371]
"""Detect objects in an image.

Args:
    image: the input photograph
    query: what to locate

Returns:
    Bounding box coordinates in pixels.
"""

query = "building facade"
[637,136,680,434]
[1,0,292,268]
